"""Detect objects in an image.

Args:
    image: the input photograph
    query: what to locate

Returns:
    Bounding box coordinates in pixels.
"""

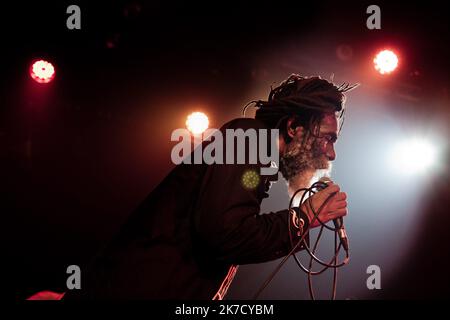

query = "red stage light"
[373,50,398,75]
[30,60,55,83]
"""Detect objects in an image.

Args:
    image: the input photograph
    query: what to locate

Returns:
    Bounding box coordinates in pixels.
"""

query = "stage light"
[374,50,398,75]
[30,60,55,83]
[186,112,209,135]
[389,138,438,175]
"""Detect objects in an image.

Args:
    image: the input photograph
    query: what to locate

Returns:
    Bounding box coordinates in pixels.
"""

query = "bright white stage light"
[390,138,438,175]
[186,112,209,135]
[374,50,398,75]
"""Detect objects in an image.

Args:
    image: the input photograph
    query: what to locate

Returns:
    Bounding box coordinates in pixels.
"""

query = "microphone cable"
[252,180,349,300]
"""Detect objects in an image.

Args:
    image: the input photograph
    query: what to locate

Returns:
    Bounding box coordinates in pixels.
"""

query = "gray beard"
[279,135,331,197]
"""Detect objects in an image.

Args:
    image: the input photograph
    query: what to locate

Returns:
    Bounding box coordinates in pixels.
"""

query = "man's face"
[280,113,339,183]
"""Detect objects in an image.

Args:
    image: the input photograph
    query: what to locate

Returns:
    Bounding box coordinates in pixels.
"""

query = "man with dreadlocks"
[62,74,356,300]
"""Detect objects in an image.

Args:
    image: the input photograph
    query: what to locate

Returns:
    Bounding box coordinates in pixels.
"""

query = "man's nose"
[327,145,336,161]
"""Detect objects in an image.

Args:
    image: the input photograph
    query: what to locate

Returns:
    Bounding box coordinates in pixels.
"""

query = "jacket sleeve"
[194,160,310,265]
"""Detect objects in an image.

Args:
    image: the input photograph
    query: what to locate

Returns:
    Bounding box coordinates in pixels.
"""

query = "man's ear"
[286,117,302,139]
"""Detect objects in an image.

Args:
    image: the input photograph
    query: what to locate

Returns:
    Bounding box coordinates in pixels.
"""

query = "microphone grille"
[318,176,332,185]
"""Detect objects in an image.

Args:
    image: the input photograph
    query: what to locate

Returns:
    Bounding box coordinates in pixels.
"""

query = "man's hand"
[300,182,347,228]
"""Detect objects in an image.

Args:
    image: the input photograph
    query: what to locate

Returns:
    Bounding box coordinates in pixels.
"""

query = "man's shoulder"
[220,118,268,131]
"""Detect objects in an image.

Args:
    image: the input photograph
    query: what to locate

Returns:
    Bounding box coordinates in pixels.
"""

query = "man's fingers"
[331,200,347,210]
[327,200,346,212]
[334,192,347,201]
[323,183,340,195]
[330,208,348,218]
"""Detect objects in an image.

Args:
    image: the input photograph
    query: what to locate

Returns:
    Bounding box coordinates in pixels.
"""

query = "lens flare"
[186,112,209,135]
[374,50,398,75]
[390,138,438,175]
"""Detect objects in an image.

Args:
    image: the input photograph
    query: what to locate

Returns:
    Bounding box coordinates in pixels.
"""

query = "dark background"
[1,0,449,300]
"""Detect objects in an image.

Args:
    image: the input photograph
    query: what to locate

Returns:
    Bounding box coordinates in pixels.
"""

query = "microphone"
[318,177,349,251]
[333,217,349,251]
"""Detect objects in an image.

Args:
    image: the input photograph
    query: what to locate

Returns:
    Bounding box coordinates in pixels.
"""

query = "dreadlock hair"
[245,74,358,143]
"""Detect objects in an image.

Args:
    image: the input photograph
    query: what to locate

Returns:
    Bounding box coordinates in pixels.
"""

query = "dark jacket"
[63,118,309,300]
